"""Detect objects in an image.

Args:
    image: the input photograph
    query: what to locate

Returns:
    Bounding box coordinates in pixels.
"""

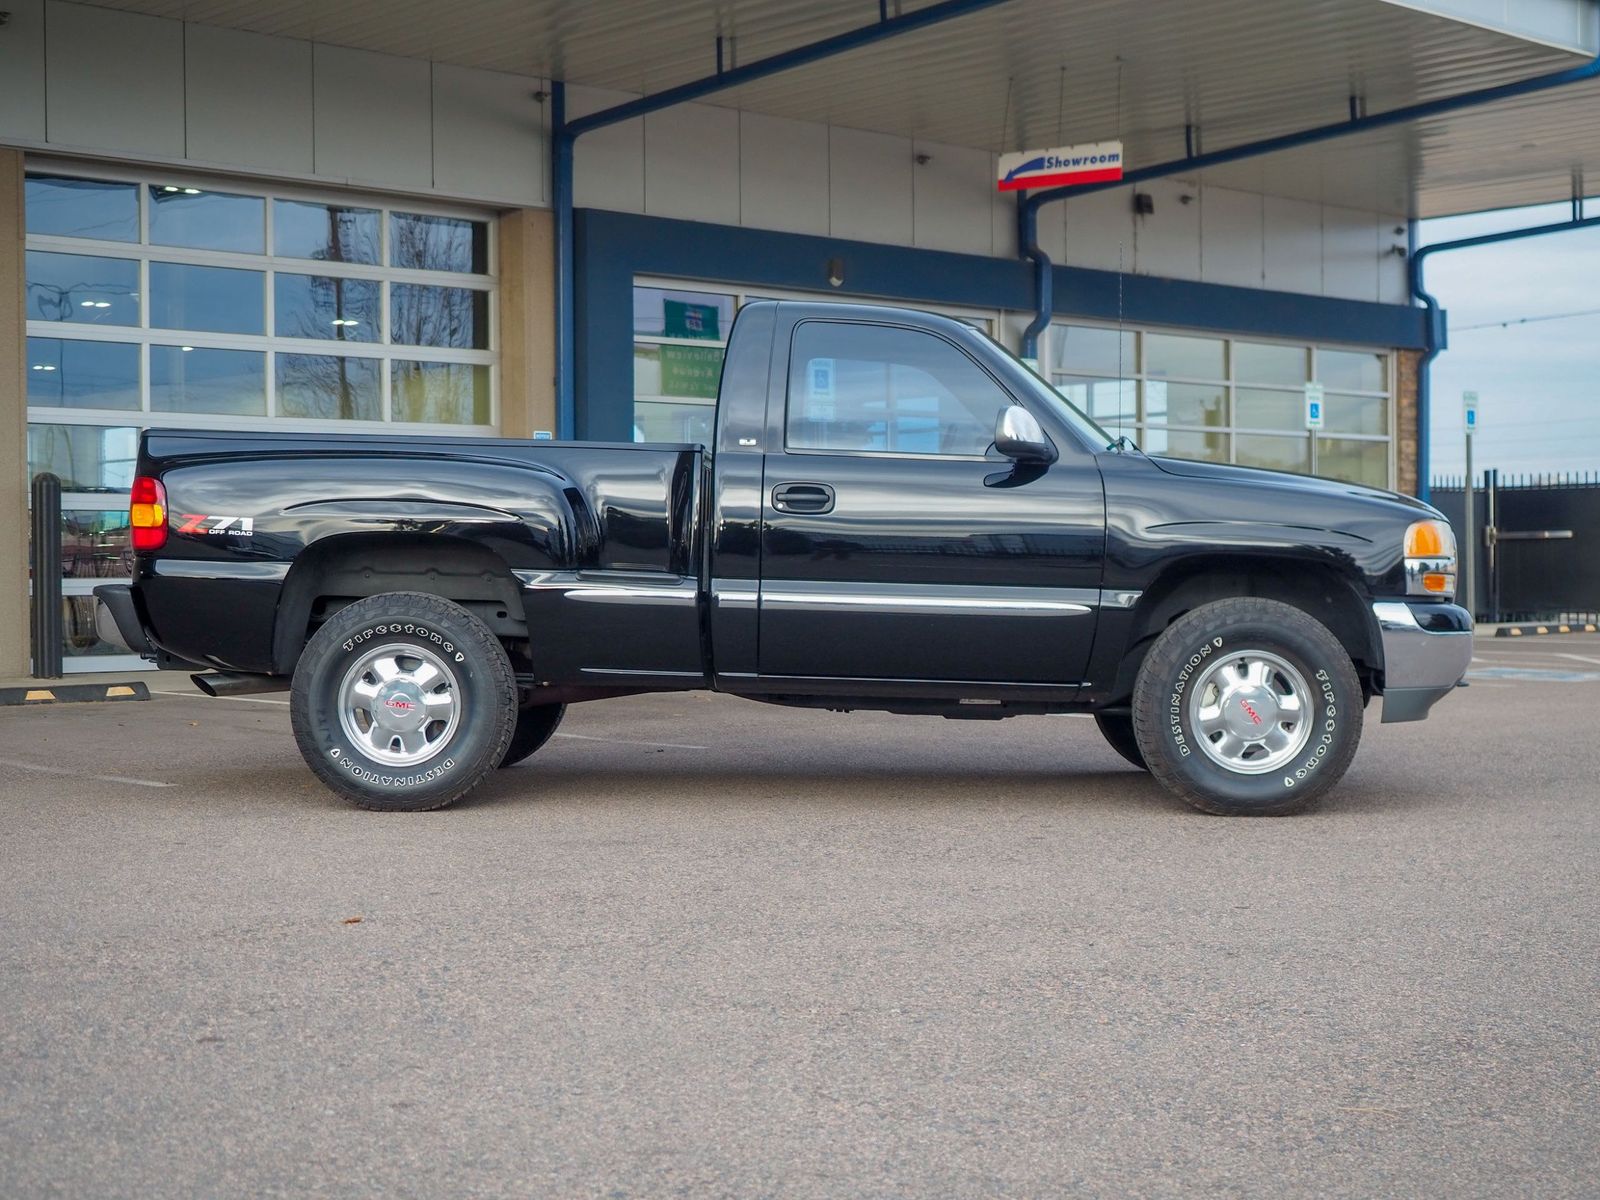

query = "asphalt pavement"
[2,634,1597,1198]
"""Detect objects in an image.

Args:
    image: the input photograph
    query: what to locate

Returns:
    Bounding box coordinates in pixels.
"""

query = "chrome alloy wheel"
[337,642,461,767]
[1187,649,1313,775]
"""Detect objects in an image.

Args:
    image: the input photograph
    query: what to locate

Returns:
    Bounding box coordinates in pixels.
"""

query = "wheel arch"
[1106,554,1380,705]
[272,532,528,675]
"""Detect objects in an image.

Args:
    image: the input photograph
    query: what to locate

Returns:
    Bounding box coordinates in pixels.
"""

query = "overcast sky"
[1420,201,1600,480]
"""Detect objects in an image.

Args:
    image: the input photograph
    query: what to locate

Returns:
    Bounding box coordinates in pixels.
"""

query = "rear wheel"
[1094,713,1147,771]
[290,592,516,811]
[1131,597,1362,816]
[500,703,566,767]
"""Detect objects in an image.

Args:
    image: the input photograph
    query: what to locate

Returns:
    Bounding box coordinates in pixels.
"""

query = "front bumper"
[1373,600,1473,723]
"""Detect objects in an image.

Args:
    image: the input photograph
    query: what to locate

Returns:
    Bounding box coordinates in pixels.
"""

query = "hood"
[1143,454,1440,517]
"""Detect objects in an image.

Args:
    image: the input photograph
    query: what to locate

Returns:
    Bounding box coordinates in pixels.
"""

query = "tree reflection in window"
[277,354,381,421]
[391,284,488,349]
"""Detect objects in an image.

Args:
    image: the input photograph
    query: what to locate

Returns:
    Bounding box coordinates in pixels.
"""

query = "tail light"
[130,476,167,551]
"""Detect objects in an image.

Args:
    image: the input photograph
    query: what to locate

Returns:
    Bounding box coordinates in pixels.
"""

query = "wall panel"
[185,25,313,175]
[829,127,913,246]
[45,2,184,159]
[0,0,47,144]
[645,103,740,226]
[433,63,544,206]
[740,112,829,236]
[312,44,432,190]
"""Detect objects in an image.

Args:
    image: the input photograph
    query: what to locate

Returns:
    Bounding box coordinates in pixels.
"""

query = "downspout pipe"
[549,0,1016,436]
[1015,46,1600,380]
[1409,210,1600,503]
[1017,197,1052,363]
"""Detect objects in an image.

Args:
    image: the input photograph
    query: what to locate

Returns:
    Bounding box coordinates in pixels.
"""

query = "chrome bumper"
[1373,600,1473,723]
[93,584,154,656]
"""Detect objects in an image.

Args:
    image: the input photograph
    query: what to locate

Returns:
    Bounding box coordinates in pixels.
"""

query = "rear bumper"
[93,584,153,656]
[1373,600,1473,723]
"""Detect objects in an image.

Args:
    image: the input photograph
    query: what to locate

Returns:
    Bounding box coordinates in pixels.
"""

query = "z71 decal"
[177,514,255,536]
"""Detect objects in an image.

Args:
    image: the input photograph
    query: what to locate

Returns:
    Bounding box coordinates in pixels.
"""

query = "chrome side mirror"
[994,406,1058,464]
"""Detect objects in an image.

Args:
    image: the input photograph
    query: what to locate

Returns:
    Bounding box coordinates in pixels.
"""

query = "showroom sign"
[997,141,1124,192]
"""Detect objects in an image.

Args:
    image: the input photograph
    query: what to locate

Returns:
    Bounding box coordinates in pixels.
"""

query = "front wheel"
[290,592,516,811]
[1131,598,1363,816]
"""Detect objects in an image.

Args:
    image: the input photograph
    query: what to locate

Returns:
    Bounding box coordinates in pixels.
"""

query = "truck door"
[757,316,1105,687]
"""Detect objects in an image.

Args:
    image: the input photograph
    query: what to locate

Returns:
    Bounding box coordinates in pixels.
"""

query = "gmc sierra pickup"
[96,300,1472,815]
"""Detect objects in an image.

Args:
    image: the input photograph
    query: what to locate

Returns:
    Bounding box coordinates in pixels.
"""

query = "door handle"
[771,482,836,514]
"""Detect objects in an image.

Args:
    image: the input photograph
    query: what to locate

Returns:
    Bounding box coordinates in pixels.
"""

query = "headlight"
[1404,519,1457,598]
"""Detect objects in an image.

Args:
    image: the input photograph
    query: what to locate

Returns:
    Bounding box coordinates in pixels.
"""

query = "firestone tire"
[1094,713,1148,771]
[1131,597,1363,816]
[290,592,516,812]
[500,703,566,768]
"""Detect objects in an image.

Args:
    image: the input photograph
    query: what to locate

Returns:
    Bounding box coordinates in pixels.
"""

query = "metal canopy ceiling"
[73,0,1600,217]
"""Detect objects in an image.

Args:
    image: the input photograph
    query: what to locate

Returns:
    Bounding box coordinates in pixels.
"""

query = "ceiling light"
[181,346,194,352]
[163,186,180,193]
[183,188,202,195]
[31,364,56,371]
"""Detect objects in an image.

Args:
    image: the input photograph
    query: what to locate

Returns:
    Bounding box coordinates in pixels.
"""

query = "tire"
[500,703,566,768]
[1094,713,1148,771]
[290,592,516,811]
[1131,597,1363,816]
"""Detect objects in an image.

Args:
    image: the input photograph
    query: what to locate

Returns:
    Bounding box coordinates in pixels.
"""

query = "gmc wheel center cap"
[1224,688,1279,738]
[374,683,428,731]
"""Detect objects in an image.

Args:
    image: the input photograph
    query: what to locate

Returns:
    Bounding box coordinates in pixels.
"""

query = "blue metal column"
[1410,211,1600,503]
[547,0,1016,436]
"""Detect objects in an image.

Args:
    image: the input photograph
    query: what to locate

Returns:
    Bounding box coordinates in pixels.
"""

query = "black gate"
[1431,471,1600,623]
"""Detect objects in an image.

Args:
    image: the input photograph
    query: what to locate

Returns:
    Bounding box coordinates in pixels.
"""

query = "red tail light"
[130,476,167,551]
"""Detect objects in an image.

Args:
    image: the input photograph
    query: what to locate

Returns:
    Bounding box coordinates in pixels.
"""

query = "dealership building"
[2,0,1598,676]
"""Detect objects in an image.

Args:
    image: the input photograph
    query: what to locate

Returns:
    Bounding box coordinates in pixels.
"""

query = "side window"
[786,321,1012,456]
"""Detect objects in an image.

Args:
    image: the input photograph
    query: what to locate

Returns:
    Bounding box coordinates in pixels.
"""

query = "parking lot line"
[0,756,174,789]
[149,689,290,706]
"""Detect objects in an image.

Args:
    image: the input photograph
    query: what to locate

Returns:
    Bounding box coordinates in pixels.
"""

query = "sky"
[1420,201,1600,480]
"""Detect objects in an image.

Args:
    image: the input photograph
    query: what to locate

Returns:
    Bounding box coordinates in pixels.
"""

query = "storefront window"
[1050,321,1392,487]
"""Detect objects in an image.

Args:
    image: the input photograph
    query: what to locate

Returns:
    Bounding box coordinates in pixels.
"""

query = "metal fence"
[1431,470,1600,623]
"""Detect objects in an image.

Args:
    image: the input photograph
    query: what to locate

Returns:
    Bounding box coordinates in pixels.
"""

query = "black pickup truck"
[97,300,1471,816]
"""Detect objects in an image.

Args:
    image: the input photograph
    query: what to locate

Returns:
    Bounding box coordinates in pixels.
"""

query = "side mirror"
[994,406,1058,465]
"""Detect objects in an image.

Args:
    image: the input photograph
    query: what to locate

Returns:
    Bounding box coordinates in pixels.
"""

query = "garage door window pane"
[393,361,490,424]
[277,354,382,420]
[1141,426,1229,463]
[62,510,134,579]
[150,263,264,335]
[276,274,380,342]
[27,424,138,491]
[1053,325,1135,377]
[26,174,139,242]
[390,213,488,274]
[273,200,380,264]
[151,346,266,415]
[26,251,139,325]
[1235,387,1304,432]
[1235,433,1310,475]
[1319,438,1389,487]
[1318,349,1387,393]
[391,284,488,349]
[1145,332,1223,380]
[26,338,140,410]
[149,185,264,253]
[1234,341,1306,387]
[1054,375,1135,427]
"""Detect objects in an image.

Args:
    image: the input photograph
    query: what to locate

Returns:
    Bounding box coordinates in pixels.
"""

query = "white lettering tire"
[290,592,516,811]
[1131,597,1362,816]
